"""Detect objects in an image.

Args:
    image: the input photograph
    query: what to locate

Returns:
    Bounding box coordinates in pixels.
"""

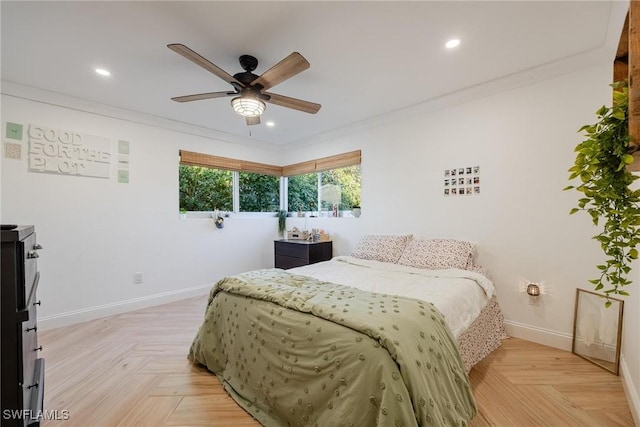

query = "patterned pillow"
[351,234,413,263]
[397,238,475,270]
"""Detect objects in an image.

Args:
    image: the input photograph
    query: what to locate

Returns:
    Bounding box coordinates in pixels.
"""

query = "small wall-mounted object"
[444,165,481,197]
[212,210,224,229]
[526,283,541,297]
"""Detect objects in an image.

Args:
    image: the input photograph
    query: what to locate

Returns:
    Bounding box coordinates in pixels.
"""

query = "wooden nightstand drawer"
[274,240,332,269]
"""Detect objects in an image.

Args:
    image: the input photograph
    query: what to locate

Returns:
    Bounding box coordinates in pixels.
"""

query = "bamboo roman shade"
[179,150,283,177]
[282,150,361,176]
[180,149,361,177]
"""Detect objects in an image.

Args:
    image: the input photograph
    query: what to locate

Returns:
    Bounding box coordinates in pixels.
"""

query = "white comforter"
[289,255,495,339]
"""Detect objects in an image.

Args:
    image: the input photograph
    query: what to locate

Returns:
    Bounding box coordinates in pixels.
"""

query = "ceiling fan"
[168,43,321,126]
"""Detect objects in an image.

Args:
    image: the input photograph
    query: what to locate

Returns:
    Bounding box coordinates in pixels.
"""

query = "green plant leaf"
[565,81,636,301]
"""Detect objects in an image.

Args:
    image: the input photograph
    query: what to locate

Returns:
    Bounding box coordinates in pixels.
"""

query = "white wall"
[284,61,639,419]
[284,61,613,345]
[2,59,638,419]
[1,94,285,327]
[624,274,640,424]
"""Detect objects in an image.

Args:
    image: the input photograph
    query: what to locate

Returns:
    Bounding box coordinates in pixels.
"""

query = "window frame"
[178,149,361,215]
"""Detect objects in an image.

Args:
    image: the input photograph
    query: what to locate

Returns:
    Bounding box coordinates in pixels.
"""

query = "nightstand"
[274,239,333,269]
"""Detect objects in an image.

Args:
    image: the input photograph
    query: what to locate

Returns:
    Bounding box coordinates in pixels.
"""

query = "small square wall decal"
[4,142,22,160]
[5,122,23,140]
[118,140,130,154]
[118,169,129,184]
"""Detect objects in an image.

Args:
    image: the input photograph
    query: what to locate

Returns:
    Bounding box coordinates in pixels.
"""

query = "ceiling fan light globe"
[231,97,265,117]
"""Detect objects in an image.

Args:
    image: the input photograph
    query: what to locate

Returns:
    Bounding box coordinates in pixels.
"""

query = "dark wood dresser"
[274,239,332,269]
[1,225,45,427]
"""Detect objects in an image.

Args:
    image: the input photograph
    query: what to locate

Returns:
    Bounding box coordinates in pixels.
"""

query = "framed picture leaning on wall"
[572,288,624,375]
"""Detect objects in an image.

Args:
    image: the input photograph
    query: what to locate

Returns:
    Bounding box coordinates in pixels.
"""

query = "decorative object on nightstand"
[287,227,309,240]
[274,239,332,269]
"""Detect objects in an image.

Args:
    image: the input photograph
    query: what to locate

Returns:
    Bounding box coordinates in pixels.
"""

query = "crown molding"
[0,81,285,153]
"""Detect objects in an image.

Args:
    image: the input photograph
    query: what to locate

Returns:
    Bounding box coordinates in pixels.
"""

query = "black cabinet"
[274,239,332,269]
[1,225,45,427]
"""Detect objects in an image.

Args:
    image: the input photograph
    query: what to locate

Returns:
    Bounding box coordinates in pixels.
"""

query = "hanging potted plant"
[278,209,287,238]
[565,81,640,303]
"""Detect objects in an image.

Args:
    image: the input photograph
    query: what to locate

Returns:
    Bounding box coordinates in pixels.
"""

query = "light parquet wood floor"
[39,295,634,427]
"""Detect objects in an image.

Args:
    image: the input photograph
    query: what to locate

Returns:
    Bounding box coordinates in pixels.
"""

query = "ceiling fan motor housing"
[168,44,320,125]
[239,55,258,72]
[233,55,261,86]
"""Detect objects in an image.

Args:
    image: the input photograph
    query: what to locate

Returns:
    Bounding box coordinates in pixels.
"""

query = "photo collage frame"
[444,166,480,196]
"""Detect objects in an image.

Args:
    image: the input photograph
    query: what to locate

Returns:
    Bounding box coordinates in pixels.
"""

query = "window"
[287,167,361,213]
[179,165,232,211]
[239,172,279,212]
[288,173,318,213]
[284,151,361,214]
[321,165,361,210]
[179,150,282,213]
[179,150,361,214]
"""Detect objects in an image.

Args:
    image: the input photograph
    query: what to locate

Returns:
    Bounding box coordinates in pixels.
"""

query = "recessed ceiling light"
[266,121,275,127]
[95,68,111,77]
[445,39,461,49]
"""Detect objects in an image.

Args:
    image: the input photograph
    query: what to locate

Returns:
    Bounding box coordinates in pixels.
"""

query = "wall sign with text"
[28,124,112,178]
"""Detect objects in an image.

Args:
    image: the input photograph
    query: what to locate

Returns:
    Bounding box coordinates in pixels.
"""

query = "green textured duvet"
[189,269,476,426]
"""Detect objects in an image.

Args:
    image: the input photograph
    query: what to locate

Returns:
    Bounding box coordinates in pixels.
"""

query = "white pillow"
[351,234,413,263]
[397,238,475,270]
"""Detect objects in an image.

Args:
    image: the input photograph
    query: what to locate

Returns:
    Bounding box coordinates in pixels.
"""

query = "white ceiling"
[0,1,627,147]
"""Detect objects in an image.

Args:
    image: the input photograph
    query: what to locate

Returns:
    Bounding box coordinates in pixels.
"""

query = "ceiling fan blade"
[171,91,234,103]
[264,92,321,114]
[168,43,244,87]
[246,116,260,126]
[251,52,310,91]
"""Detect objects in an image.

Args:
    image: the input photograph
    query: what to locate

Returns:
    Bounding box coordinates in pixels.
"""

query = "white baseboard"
[503,319,573,351]
[620,355,640,426]
[38,284,212,331]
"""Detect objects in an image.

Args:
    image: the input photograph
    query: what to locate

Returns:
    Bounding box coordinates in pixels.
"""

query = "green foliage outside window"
[287,166,361,212]
[288,173,318,212]
[179,163,360,214]
[239,172,280,212]
[322,165,361,210]
[179,165,232,211]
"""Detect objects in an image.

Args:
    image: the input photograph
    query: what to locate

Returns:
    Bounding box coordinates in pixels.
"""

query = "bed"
[188,235,507,426]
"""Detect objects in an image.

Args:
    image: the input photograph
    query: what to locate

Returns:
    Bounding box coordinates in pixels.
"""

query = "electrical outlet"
[134,272,143,284]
